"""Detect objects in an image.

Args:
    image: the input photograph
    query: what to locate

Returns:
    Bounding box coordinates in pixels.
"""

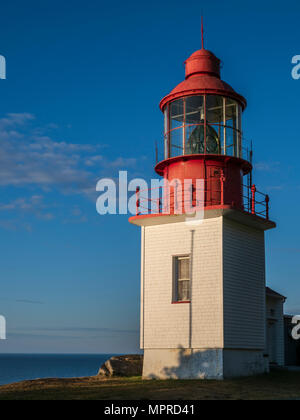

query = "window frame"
[172,255,191,304]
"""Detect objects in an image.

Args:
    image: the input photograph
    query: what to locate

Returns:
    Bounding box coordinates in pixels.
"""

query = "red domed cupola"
[185,49,221,78]
[160,48,247,112]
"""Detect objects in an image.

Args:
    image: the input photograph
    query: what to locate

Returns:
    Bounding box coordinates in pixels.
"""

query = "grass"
[0,370,300,400]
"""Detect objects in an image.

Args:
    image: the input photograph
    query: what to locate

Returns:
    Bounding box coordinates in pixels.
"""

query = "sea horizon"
[0,353,124,386]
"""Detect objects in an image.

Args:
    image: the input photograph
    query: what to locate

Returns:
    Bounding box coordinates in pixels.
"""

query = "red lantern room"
[130,32,272,223]
[157,45,251,212]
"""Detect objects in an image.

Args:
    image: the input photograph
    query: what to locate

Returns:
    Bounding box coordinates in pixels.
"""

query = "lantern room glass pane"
[164,134,168,159]
[185,123,205,154]
[164,106,168,134]
[170,128,184,157]
[238,105,242,132]
[185,96,204,124]
[206,95,223,125]
[238,104,242,157]
[206,124,221,154]
[185,96,204,154]
[225,127,238,157]
[170,99,184,129]
[225,98,238,128]
[224,99,239,157]
[205,96,222,154]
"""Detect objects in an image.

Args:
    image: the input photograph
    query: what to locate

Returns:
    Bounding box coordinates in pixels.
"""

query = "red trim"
[160,88,247,112]
[129,205,274,225]
[129,205,233,223]
[155,154,252,176]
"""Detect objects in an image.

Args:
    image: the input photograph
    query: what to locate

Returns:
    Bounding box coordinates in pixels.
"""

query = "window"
[174,256,190,302]
[169,99,184,157]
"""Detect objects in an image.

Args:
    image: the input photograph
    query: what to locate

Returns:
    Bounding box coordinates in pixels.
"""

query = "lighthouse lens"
[186,123,219,155]
[186,125,204,154]
[206,135,218,154]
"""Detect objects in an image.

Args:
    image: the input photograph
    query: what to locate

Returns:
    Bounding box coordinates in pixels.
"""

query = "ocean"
[0,354,116,386]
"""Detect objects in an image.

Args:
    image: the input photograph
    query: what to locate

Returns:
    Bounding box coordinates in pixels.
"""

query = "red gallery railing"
[135,183,270,220]
[243,184,269,220]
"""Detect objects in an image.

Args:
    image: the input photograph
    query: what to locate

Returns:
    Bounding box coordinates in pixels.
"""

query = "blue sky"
[0,0,299,353]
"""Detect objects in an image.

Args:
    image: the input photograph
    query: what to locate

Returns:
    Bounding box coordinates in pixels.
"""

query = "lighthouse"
[129,34,276,379]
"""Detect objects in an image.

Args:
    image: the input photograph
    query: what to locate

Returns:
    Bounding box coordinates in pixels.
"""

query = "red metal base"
[155,154,251,212]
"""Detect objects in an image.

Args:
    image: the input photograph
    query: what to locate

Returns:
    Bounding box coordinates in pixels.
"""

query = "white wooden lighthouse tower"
[129,39,276,379]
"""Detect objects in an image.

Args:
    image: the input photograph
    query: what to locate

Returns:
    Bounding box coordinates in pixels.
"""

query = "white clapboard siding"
[142,218,223,350]
[223,218,266,349]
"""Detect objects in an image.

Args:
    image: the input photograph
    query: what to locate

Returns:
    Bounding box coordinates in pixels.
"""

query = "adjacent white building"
[266,287,286,366]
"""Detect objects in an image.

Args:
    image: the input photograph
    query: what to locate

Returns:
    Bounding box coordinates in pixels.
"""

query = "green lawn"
[0,370,300,400]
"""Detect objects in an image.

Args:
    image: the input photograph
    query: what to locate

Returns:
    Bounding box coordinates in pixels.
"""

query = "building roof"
[266,287,287,301]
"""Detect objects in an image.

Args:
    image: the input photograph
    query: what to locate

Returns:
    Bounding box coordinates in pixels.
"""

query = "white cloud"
[0,113,35,129]
[0,113,146,228]
[0,113,140,199]
[0,195,56,222]
[254,161,280,172]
